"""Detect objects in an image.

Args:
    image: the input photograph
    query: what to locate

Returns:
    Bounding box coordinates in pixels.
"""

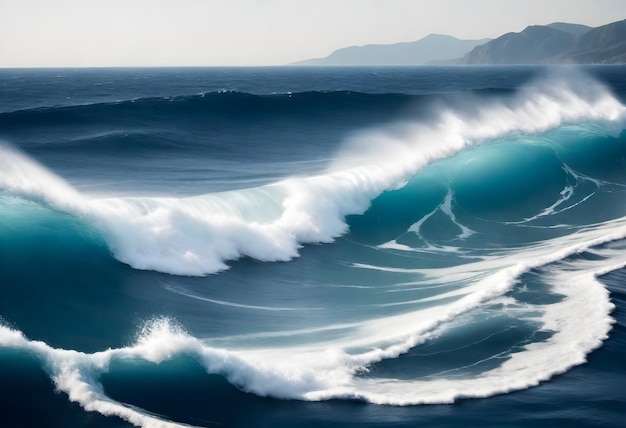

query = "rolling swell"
[0,91,414,130]
[0,91,429,166]
[0,89,521,158]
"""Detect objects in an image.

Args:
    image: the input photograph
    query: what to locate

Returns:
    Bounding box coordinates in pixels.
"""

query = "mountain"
[291,34,491,66]
[551,19,626,63]
[461,19,626,64]
[463,25,576,64]
[291,19,626,67]
[546,22,592,36]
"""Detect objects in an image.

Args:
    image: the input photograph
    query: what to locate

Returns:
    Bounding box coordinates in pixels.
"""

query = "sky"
[0,0,624,67]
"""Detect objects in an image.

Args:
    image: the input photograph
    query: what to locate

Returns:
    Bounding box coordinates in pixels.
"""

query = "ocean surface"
[1,66,625,427]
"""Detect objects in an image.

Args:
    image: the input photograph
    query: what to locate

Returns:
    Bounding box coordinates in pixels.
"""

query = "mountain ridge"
[462,18,626,64]
[291,34,491,66]
[291,19,625,66]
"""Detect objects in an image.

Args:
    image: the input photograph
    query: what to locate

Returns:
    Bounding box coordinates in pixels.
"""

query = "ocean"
[0,66,625,427]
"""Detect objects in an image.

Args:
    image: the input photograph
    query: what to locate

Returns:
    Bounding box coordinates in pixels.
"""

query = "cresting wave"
[1,74,624,275]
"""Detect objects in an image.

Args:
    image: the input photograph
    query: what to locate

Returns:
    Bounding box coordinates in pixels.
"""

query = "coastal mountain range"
[292,18,626,65]
[292,34,491,66]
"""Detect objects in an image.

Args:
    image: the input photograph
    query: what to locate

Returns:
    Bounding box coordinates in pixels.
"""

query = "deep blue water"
[1,66,626,427]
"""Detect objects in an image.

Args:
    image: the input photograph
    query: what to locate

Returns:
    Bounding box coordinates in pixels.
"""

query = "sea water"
[1,66,625,427]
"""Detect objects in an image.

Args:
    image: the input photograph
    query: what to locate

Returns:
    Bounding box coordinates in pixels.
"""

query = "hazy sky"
[1,0,624,67]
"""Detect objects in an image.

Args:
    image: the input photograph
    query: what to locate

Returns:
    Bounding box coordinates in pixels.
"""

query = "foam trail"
[408,189,473,239]
[163,282,322,311]
[505,163,602,225]
[440,190,474,238]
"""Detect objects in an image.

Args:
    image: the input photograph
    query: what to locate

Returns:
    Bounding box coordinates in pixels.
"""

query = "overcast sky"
[1,0,624,67]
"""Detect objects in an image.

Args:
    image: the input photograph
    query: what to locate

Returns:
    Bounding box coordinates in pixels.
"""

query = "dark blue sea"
[1,66,626,428]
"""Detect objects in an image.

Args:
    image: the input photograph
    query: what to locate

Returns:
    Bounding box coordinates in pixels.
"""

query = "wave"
[0,87,535,156]
[0,90,412,128]
[0,90,429,158]
[1,218,624,426]
[0,86,518,117]
[1,73,625,276]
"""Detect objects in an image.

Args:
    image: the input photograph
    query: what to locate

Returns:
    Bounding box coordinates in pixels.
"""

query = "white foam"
[0,324,188,428]
[0,144,85,212]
